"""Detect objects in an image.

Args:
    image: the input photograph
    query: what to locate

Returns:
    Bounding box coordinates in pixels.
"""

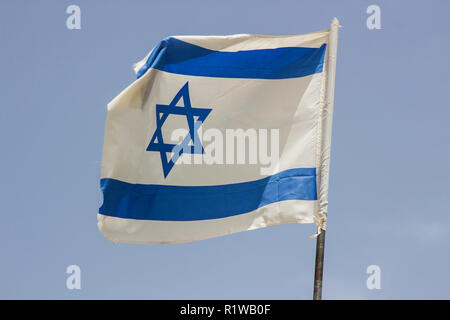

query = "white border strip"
[98,200,316,244]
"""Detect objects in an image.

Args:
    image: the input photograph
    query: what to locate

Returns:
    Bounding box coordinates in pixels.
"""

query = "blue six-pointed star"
[146,82,212,178]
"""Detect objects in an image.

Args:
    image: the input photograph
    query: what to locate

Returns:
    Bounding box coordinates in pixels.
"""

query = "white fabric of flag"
[98,28,336,244]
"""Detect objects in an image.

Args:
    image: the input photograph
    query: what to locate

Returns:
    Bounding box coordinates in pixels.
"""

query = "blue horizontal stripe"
[136,37,326,80]
[99,168,317,221]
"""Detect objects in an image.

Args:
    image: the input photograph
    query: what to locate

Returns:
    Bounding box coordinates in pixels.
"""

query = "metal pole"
[313,230,326,300]
[312,17,339,301]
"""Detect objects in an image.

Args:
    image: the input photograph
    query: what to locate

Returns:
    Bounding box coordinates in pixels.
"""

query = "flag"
[98,26,337,244]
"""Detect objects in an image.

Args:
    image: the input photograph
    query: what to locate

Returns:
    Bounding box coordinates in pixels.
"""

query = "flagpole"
[312,17,339,301]
[313,230,326,300]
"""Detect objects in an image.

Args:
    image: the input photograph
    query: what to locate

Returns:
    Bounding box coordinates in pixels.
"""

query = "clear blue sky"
[1,0,449,299]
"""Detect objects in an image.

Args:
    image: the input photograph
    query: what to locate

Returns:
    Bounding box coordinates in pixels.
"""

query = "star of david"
[146,82,212,178]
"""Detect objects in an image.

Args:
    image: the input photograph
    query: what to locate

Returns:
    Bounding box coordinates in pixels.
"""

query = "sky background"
[1,0,449,299]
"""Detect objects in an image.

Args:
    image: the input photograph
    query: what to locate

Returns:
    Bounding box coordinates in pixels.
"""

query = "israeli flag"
[99,24,338,244]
